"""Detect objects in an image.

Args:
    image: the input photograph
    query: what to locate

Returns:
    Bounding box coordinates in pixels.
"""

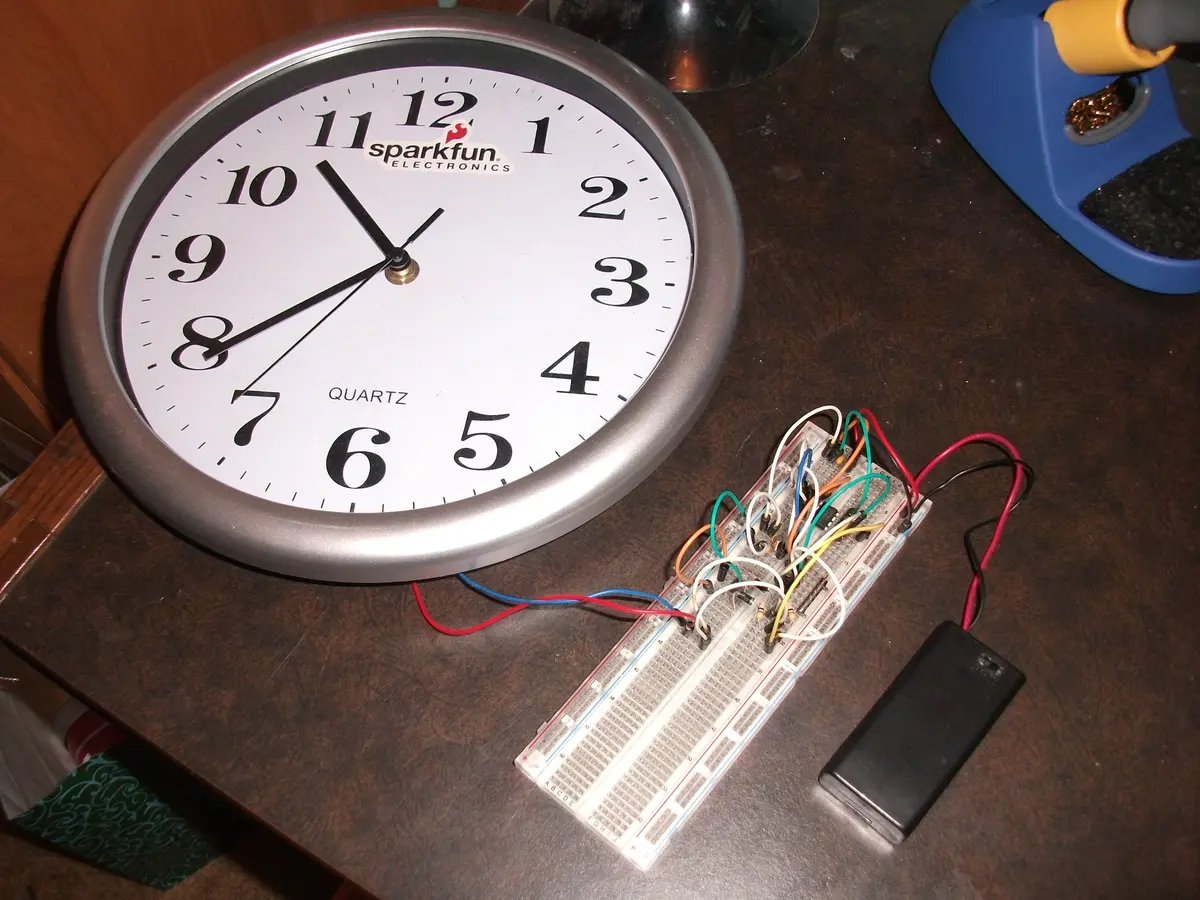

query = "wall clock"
[59,9,741,583]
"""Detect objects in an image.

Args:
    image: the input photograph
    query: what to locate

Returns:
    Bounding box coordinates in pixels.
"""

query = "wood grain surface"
[2,2,1199,899]
[0,420,103,598]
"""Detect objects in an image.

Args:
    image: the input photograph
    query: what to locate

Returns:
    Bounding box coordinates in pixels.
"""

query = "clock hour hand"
[203,259,382,358]
[316,159,396,258]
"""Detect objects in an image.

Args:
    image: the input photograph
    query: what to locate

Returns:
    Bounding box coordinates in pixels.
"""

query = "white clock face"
[119,64,692,513]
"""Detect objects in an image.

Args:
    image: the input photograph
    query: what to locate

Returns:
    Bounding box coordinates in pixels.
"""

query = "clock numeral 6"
[591,258,649,307]
[223,166,297,207]
[453,411,513,471]
[541,342,599,395]
[171,316,232,370]
[168,234,225,283]
[231,389,280,446]
[579,177,628,220]
[326,427,391,489]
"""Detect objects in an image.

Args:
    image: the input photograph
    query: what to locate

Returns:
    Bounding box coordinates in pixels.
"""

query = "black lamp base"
[549,0,819,93]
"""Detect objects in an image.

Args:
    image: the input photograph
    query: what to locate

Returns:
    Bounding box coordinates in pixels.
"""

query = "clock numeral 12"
[223,166,297,206]
[311,111,372,149]
[402,91,478,128]
[231,389,280,446]
[326,427,390,489]
[453,411,513,471]
[541,342,599,395]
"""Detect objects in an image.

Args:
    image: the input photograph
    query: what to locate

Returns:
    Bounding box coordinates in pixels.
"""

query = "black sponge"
[1079,137,1200,260]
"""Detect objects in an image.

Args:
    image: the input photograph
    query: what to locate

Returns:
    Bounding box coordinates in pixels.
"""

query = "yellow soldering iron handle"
[1045,0,1175,74]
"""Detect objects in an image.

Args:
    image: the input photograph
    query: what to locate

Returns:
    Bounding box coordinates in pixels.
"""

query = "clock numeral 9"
[579,177,627,220]
[453,411,513,471]
[541,342,599,396]
[326,427,391,489]
[168,234,225,283]
[171,316,232,370]
[591,258,649,307]
[223,166,297,206]
[311,111,372,149]
[402,91,478,128]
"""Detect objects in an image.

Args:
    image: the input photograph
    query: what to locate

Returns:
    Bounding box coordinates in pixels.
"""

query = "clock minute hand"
[204,259,382,358]
[316,159,396,257]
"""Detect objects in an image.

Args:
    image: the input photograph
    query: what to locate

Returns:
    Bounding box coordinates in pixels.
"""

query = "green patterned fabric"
[12,740,241,890]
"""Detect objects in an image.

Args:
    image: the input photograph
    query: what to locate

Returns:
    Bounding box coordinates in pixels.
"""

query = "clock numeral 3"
[311,111,372,149]
[526,117,551,154]
[592,258,649,307]
[223,166,297,206]
[579,177,628,220]
[168,234,226,283]
[231,389,280,446]
[170,316,232,370]
[326,427,390,489]
[402,91,478,128]
[453,411,513,471]
[541,342,599,395]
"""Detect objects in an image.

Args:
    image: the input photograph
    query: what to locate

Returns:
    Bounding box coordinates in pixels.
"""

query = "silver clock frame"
[59,9,742,583]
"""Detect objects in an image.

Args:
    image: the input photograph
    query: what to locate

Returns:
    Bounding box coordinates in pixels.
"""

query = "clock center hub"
[385,249,419,285]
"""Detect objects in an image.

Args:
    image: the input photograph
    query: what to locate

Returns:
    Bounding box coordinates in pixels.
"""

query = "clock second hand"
[235,259,389,395]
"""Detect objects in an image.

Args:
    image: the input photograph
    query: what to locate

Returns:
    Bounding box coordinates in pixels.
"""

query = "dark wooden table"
[4,3,1199,898]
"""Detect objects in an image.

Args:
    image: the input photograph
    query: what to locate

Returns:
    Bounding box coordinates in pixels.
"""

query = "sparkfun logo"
[366,123,511,173]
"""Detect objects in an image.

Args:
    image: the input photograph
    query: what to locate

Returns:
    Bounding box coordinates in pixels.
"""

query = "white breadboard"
[515,422,927,869]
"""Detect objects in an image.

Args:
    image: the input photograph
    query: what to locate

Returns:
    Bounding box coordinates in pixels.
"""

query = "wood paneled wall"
[0,0,520,445]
